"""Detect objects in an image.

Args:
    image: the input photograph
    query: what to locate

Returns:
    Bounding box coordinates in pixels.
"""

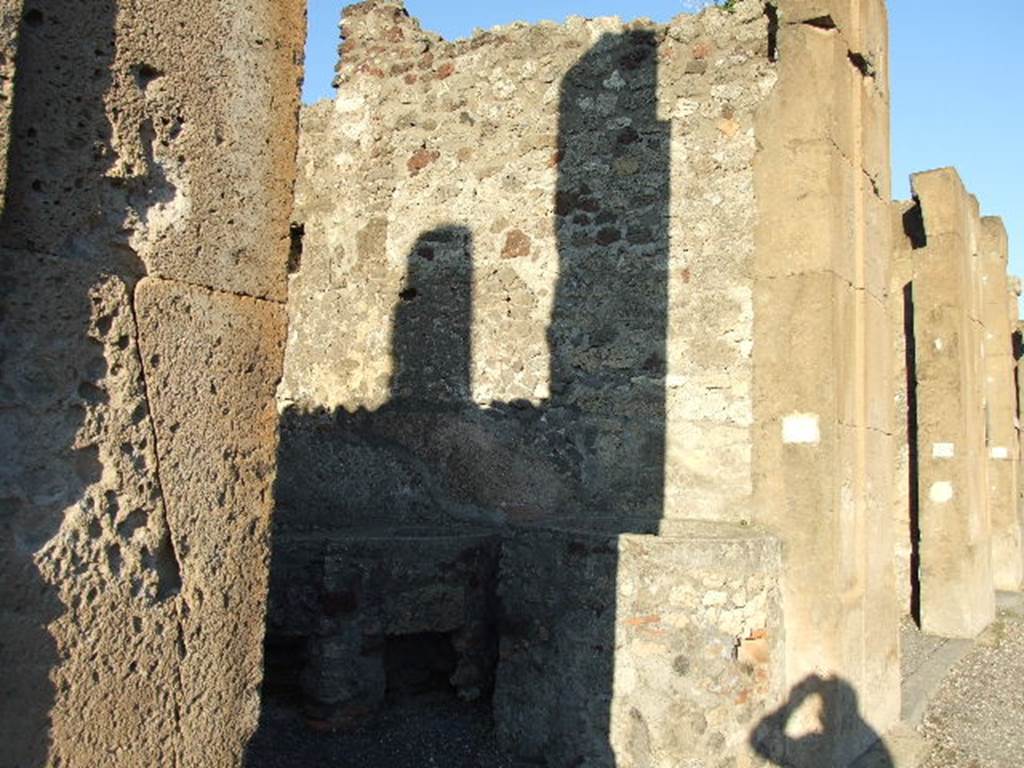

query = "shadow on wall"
[0,1,119,766]
[245,24,887,768]
[750,675,893,768]
[245,28,668,766]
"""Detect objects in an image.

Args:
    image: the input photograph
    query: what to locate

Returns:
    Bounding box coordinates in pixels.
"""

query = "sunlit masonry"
[1,1,1021,766]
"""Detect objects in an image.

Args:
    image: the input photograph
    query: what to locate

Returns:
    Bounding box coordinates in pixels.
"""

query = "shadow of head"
[750,674,893,768]
[389,226,474,404]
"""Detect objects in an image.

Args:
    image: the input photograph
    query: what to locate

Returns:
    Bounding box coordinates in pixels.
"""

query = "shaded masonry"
[0,1,1020,768]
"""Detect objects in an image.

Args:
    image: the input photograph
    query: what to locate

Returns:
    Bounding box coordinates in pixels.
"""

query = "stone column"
[980,217,1024,590]
[753,0,900,762]
[906,168,995,638]
[890,201,919,617]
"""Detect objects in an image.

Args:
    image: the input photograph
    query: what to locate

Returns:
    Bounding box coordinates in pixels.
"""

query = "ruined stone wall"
[0,1,305,766]
[280,0,772,528]
[275,1,901,765]
[269,4,793,765]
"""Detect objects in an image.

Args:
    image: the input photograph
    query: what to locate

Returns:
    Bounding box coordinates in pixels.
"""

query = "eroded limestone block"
[2,0,303,300]
[134,277,286,766]
[0,252,181,767]
[980,217,1023,591]
[906,168,995,639]
[0,0,22,208]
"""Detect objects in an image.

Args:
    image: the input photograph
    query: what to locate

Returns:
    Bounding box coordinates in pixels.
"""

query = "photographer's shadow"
[750,675,893,768]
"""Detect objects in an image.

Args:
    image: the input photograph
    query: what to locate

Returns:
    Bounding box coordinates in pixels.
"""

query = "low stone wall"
[496,522,784,768]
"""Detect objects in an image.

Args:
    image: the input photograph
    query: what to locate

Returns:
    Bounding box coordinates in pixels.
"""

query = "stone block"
[913,233,972,312]
[863,177,893,300]
[778,0,889,82]
[0,0,303,300]
[980,215,1024,590]
[768,22,858,166]
[858,427,901,735]
[911,168,973,240]
[0,0,22,208]
[0,251,181,766]
[989,458,1023,591]
[134,277,287,765]
[860,290,893,433]
[859,0,890,94]
[754,270,843,424]
[755,139,858,284]
[862,74,891,199]
[778,0,855,43]
[911,263,995,637]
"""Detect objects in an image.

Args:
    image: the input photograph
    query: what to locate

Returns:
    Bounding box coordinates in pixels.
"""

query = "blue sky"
[304,0,1022,283]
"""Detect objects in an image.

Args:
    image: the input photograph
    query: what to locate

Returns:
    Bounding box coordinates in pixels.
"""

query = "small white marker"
[929,481,954,504]
[991,446,1010,460]
[932,443,955,459]
[782,414,821,445]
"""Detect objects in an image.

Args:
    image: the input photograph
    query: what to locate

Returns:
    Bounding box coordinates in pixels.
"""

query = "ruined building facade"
[0,1,1020,767]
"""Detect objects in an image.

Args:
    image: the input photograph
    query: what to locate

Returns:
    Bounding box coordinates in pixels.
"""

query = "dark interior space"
[384,632,459,701]
[903,280,922,626]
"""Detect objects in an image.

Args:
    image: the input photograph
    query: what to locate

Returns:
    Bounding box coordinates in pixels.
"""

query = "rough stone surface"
[0,254,181,768]
[134,278,287,766]
[979,217,1023,592]
[0,1,303,765]
[918,597,1024,767]
[256,529,501,726]
[0,0,22,208]
[1,0,304,300]
[496,522,784,768]
[752,0,900,758]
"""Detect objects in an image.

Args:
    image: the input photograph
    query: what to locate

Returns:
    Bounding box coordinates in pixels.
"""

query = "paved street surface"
[915,594,1024,767]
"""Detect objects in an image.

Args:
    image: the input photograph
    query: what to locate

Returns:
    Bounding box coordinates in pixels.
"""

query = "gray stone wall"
[280,0,774,529]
